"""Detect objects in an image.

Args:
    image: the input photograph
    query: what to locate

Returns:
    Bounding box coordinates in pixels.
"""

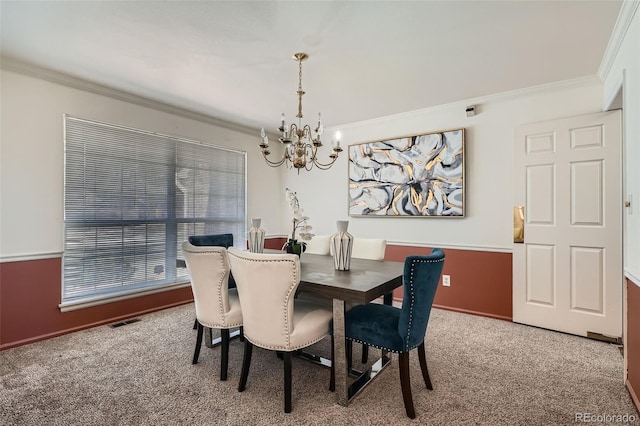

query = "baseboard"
[0,299,193,351]
[627,379,640,415]
[432,304,512,322]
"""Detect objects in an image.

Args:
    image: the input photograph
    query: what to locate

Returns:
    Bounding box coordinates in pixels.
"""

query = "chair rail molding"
[0,251,63,263]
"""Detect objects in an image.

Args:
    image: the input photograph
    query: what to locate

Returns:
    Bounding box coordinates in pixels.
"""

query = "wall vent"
[109,318,141,328]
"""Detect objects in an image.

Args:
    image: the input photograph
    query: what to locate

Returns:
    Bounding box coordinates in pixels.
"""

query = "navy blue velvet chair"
[188,233,234,249]
[330,248,445,419]
[187,233,236,330]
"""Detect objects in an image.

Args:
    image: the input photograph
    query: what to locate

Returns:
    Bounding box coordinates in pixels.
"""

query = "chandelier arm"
[301,124,318,141]
[310,155,339,169]
[261,153,288,168]
[298,137,338,170]
[262,142,295,168]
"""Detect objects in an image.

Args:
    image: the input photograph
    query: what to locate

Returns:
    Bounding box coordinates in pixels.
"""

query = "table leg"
[333,299,348,406]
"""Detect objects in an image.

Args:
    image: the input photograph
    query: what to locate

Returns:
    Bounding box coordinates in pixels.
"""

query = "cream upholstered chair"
[351,238,387,261]
[227,248,333,413]
[186,233,235,330]
[303,235,331,255]
[182,242,243,381]
[329,237,387,260]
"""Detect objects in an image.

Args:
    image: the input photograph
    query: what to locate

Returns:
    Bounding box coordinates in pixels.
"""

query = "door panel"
[526,245,555,306]
[513,110,622,337]
[570,246,603,313]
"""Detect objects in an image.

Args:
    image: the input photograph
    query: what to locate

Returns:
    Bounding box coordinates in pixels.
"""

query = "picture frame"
[348,128,465,217]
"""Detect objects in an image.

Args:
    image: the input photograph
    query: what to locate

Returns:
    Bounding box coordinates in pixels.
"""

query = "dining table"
[193,248,405,406]
[293,251,405,406]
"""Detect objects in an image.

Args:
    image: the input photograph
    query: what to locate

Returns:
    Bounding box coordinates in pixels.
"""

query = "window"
[62,116,246,308]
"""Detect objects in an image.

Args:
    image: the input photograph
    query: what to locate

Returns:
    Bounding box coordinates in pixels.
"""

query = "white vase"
[331,220,353,271]
[248,218,265,253]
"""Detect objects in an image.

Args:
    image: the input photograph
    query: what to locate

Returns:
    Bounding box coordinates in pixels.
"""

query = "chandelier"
[259,53,342,172]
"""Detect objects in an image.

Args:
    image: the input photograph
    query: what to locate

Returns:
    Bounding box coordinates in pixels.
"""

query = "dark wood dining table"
[194,249,405,406]
[294,252,405,406]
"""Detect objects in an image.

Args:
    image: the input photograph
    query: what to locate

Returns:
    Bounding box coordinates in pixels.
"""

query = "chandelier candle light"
[259,53,343,172]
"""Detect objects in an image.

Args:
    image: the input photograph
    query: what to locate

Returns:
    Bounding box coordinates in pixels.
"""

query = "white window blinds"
[63,116,246,306]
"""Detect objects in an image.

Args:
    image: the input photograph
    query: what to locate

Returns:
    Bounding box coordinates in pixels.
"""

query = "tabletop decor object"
[348,128,465,217]
[248,218,265,253]
[283,188,314,256]
[258,52,343,173]
[331,220,353,270]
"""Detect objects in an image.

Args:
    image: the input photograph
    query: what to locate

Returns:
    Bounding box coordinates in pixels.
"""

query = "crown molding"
[598,0,640,81]
[335,75,602,130]
[0,56,261,137]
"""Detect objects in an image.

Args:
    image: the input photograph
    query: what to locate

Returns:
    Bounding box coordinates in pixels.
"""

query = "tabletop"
[296,252,404,304]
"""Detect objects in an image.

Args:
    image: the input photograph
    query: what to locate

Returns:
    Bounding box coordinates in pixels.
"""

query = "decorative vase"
[248,218,265,253]
[331,220,353,271]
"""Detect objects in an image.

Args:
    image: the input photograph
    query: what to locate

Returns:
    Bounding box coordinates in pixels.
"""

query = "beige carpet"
[0,304,637,426]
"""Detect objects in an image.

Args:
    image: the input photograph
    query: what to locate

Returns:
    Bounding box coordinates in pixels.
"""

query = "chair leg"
[362,294,392,364]
[417,342,433,390]
[361,345,369,364]
[383,292,393,306]
[220,329,230,381]
[192,322,204,364]
[399,352,416,419]
[238,340,253,392]
[284,352,292,413]
[329,335,335,392]
[239,326,245,342]
[193,318,198,330]
[346,340,353,372]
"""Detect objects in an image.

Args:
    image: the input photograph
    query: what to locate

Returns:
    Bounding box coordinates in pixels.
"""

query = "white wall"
[601,2,640,283]
[0,62,618,258]
[0,69,283,260]
[284,78,605,251]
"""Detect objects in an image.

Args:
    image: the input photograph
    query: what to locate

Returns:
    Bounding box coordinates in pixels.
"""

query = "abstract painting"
[348,129,464,217]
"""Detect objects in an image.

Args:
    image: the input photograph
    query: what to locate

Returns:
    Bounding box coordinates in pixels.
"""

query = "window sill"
[58,280,191,312]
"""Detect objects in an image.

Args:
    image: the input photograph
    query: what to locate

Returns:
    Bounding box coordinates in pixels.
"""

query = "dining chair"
[349,237,388,363]
[329,248,445,419]
[303,234,331,255]
[351,237,387,261]
[182,242,243,381]
[188,233,234,248]
[187,233,236,330]
[227,248,334,413]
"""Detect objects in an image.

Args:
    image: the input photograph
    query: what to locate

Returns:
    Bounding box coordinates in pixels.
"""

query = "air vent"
[109,318,141,328]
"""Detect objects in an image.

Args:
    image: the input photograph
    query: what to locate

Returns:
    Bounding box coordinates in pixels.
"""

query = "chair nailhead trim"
[404,257,444,351]
[246,334,328,351]
[228,252,299,347]
[187,248,238,328]
[200,322,243,329]
[344,337,421,354]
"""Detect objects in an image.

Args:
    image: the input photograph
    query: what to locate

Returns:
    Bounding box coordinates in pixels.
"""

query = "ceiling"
[0,1,622,132]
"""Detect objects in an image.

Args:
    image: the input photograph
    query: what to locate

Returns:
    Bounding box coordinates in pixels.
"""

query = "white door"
[513,110,622,338]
